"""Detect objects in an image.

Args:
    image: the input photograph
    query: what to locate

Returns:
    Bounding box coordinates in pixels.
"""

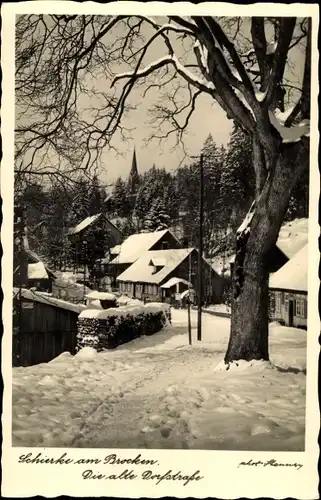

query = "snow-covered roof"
[181,289,195,299]
[68,213,102,235]
[110,229,176,265]
[110,244,121,255]
[117,248,194,284]
[161,277,191,289]
[276,218,309,259]
[22,236,57,278]
[229,218,309,265]
[13,288,86,314]
[28,262,48,280]
[269,244,308,292]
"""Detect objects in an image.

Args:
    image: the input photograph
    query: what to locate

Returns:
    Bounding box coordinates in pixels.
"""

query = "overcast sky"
[99,95,233,185]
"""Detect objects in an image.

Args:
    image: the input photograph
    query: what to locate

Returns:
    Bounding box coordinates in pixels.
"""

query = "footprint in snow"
[160,426,172,438]
[168,408,180,418]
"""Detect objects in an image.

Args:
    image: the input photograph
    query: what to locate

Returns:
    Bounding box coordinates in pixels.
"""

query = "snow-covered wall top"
[79,302,170,319]
[86,291,117,301]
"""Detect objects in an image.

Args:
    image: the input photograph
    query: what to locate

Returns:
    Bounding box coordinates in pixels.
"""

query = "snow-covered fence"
[76,303,171,351]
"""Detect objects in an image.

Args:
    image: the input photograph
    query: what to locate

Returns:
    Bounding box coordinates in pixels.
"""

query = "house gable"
[117,247,224,303]
[149,230,181,251]
[269,244,308,293]
[110,229,180,265]
[117,248,193,285]
[68,213,123,245]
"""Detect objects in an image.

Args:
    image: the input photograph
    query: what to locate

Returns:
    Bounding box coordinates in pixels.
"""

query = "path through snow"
[12,310,306,450]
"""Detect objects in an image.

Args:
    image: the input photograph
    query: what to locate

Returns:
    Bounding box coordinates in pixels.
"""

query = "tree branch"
[251,18,268,89]
[285,18,311,126]
[264,17,297,107]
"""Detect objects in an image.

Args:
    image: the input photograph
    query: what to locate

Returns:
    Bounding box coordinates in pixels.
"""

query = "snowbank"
[116,295,130,306]
[206,304,231,314]
[85,299,102,310]
[75,347,98,361]
[86,291,117,301]
[215,359,274,372]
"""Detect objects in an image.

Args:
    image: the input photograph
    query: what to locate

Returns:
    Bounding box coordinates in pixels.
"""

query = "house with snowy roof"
[67,213,123,274]
[28,261,54,293]
[13,229,57,293]
[116,247,224,305]
[68,213,122,243]
[94,228,181,292]
[269,244,308,329]
[228,218,308,278]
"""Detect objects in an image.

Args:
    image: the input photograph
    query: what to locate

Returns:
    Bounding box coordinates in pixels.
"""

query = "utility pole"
[187,244,192,346]
[197,154,204,341]
[83,239,87,301]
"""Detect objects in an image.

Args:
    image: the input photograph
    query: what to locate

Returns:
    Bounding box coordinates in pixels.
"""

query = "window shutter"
[304,299,307,319]
[294,299,297,315]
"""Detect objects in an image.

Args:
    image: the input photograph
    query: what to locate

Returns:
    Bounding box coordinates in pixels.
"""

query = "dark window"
[269,293,275,313]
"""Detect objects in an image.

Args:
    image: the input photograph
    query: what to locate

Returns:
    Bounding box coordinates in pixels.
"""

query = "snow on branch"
[264,18,297,106]
[268,110,310,143]
[200,17,256,95]
[190,17,263,122]
[111,55,216,95]
[193,40,210,80]
[237,201,256,236]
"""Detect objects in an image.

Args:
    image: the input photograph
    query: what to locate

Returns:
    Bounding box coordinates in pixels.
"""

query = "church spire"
[128,148,140,192]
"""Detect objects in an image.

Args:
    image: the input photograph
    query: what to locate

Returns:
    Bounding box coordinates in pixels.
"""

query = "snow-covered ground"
[205,304,231,315]
[12,310,306,451]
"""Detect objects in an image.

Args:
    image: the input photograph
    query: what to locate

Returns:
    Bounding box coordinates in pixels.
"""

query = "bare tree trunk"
[225,139,309,363]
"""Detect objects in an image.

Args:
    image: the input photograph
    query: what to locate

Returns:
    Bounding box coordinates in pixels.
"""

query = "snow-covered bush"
[76,303,170,351]
[145,302,172,323]
[85,291,117,310]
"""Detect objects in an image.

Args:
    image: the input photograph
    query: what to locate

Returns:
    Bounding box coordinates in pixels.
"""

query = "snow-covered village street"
[12,309,306,451]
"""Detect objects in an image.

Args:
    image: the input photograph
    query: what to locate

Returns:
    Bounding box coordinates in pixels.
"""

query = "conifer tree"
[111,177,132,217]
[88,175,104,215]
[220,125,255,230]
[142,197,171,232]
